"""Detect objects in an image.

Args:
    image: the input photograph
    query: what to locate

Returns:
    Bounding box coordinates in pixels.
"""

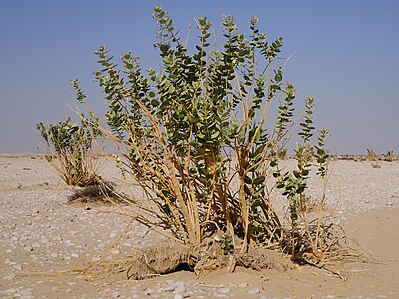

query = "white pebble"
[248,287,260,294]
[218,287,231,294]
[13,264,23,271]
[3,273,16,280]
[174,283,186,293]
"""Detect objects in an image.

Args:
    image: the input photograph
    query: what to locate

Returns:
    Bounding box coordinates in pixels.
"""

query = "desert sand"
[1,155,399,298]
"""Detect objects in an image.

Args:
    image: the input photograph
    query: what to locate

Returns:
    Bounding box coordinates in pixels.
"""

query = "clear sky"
[1,0,398,154]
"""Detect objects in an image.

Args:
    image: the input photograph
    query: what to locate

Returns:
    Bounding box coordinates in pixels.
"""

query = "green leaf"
[244,175,252,184]
[253,176,265,185]
[254,146,266,157]
[211,131,220,139]
[293,170,301,178]
[244,184,252,196]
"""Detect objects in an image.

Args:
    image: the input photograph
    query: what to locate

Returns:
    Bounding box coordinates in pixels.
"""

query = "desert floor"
[1,155,399,298]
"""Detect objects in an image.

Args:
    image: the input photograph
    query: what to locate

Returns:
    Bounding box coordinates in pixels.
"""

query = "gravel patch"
[1,156,399,298]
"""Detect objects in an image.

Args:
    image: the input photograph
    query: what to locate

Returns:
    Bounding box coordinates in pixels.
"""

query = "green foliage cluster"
[42,6,331,259]
[221,230,234,255]
[84,6,295,248]
[36,117,101,186]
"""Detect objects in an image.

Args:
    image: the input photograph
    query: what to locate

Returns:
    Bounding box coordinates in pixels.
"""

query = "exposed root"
[281,217,366,273]
[75,236,289,281]
[194,247,284,276]
[125,241,195,280]
[72,220,364,282]
[67,180,133,205]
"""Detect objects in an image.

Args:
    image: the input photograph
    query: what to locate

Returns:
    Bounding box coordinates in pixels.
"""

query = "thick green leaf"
[253,176,265,185]
[244,184,252,196]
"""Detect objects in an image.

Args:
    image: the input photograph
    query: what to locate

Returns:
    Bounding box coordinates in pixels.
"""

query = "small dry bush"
[36,117,103,187]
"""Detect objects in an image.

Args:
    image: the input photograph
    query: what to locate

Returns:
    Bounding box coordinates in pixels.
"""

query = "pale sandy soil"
[1,155,399,298]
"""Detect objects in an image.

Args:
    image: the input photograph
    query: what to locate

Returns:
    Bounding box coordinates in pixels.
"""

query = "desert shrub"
[71,6,333,261]
[384,150,395,162]
[36,117,102,186]
[366,148,377,161]
[279,125,332,260]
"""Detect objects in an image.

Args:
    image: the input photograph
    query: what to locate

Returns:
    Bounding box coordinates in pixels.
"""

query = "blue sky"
[0,0,398,154]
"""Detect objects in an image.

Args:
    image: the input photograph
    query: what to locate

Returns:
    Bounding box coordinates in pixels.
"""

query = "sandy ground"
[1,155,399,298]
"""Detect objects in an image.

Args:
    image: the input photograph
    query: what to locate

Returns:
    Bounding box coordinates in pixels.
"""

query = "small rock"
[174,282,186,293]
[3,273,16,280]
[4,288,17,294]
[238,283,248,288]
[174,294,183,299]
[97,243,106,249]
[110,249,120,255]
[13,264,23,271]
[20,291,34,299]
[248,287,260,294]
[40,236,49,243]
[161,285,175,292]
[218,287,231,294]
[24,245,33,252]
[65,240,74,246]
[182,291,193,298]
[159,282,168,288]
